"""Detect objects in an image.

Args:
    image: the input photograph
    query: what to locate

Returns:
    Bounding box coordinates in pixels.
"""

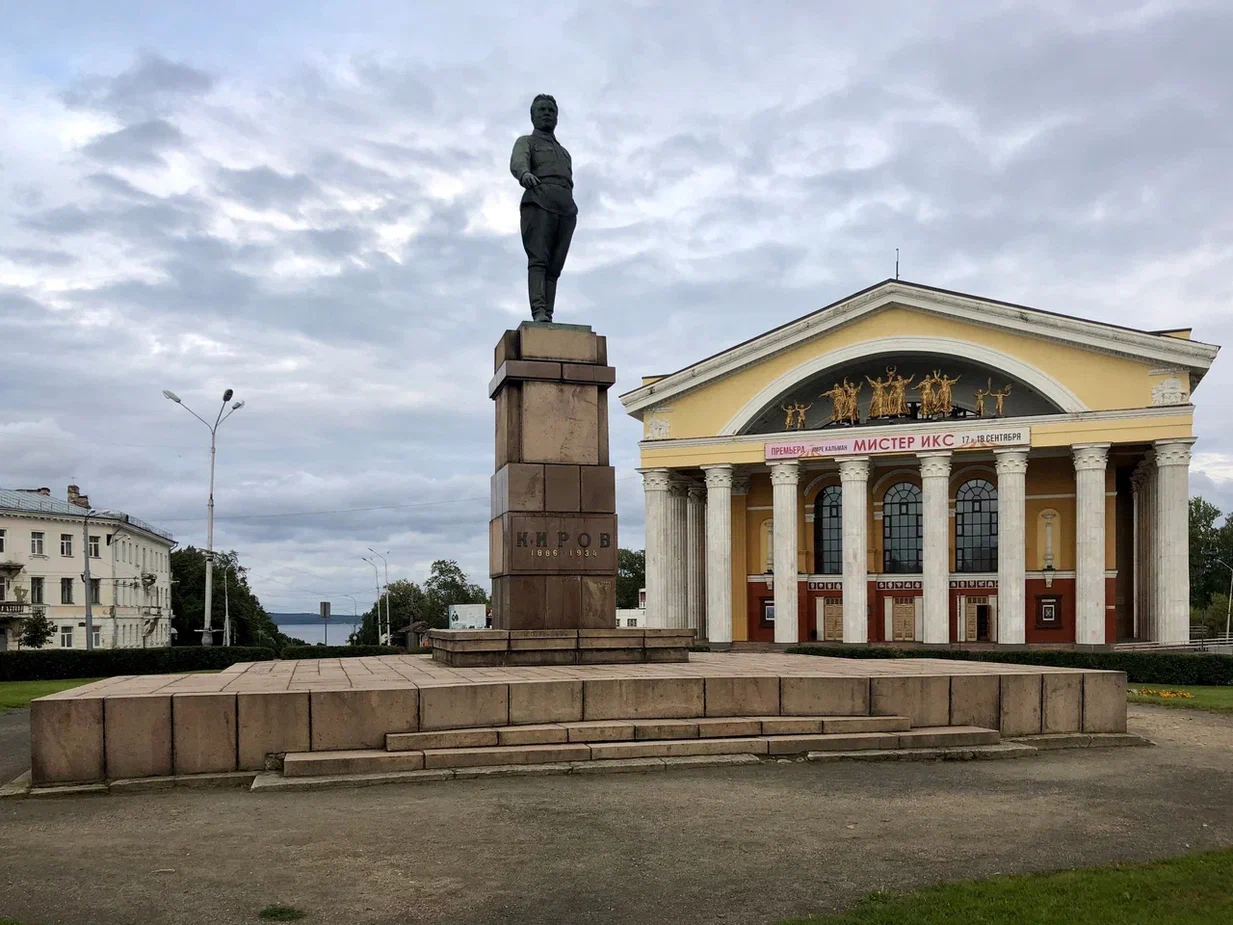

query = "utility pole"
[82,509,95,650]
[223,560,231,646]
[362,557,382,644]
[163,388,244,646]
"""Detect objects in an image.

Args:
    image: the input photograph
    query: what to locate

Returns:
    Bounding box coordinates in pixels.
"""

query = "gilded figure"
[886,368,914,417]
[935,371,961,415]
[992,382,1013,416]
[973,379,992,417]
[916,373,938,417]
[841,378,862,424]
[781,401,811,430]
[866,372,891,418]
[821,383,847,423]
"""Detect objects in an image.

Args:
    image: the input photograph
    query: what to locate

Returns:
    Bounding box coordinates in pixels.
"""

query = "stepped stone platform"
[27,653,1128,788]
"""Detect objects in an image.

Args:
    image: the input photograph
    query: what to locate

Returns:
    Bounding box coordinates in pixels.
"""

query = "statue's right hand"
[521,172,541,188]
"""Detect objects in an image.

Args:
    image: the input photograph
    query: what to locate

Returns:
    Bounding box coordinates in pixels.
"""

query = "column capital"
[994,448,1029,476]
[702,464,734,489]
[731,475,751,495]
[769,460,801,486]
[838,456,871,482]
[1072,443,1111,471]
[639,468,672,492]
[668,478,690,498]
[687,483,707,503]
[916,451,952,479]
[1153,438,1195,468]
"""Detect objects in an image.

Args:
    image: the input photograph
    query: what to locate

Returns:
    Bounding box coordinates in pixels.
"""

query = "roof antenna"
[895,248,900,280]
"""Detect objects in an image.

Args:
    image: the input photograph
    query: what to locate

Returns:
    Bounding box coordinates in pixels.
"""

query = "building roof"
[0,489,174,542]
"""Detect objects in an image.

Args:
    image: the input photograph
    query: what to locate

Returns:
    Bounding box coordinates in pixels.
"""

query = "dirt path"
[1,707,1230,925]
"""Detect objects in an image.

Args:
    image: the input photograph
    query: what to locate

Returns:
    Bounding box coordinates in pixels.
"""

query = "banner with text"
[765,426,1030,461]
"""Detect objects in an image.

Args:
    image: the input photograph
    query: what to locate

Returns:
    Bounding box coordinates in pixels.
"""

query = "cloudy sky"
[2,0,1231,615]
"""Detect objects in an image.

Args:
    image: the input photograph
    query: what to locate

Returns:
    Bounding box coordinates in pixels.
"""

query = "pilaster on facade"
[917,452,952,644]
[1072,443,1111,645]
[770,460,801,645]
[838,456,870,643]
[1154,438,1194,644]
[994,449,1029,645]
[702,464,734,645]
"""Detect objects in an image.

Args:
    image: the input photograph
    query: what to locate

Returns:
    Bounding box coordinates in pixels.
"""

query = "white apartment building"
[0,485,175,651]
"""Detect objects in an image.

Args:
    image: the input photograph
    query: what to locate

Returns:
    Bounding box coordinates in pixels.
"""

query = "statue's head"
[530,94,558,132]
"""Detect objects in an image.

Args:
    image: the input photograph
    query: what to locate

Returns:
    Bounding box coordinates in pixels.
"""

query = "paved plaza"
[0,705,1228,925]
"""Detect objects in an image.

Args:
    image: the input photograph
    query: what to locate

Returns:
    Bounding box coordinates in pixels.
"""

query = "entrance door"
[965,596,990,642]
[819,599,843,641]
[892,597,915,641]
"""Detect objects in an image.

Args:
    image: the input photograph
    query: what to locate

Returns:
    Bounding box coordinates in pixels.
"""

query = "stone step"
[386,715,914,751]
[284,750,424,778]
[284,726,1000,780]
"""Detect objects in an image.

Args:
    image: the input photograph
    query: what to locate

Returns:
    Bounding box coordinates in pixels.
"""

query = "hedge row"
[280,645,404,660]
[786,645,1233,686]
[0,646,276,682]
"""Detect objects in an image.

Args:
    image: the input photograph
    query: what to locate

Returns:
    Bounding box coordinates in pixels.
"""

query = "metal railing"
[1115,635,1233,651]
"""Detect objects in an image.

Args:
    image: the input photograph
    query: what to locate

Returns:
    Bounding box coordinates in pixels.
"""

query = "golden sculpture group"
[800,367,1014,429]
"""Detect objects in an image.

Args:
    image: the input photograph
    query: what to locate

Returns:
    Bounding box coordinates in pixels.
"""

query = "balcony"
[0,601,44,618]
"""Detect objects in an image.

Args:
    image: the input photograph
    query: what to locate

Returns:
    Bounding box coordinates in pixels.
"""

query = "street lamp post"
[362,557,382,644]
[368,548,391,648]
[344,594,360,644]
[222,558,233,646]
[163,388,245,646]
[1215,559,1233,642]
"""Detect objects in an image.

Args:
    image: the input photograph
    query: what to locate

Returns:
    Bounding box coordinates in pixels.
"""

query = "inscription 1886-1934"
[506,514,617,573]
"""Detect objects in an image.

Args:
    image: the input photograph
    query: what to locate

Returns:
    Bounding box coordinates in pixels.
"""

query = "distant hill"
[269,612,358,626]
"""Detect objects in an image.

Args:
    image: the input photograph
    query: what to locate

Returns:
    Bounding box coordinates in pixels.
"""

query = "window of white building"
[31,532,44,555]
[60,578,73,604]
[92,626,100,648]
[30,577,43,604]
[60,534,73,557]
[60,625,73,648]
[89,535,100,559]
[0,528,5,553]
[90,579,101,605]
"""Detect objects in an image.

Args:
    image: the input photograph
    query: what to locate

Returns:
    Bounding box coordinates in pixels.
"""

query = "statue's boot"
[529,268,550,322]
[544,278,557,323]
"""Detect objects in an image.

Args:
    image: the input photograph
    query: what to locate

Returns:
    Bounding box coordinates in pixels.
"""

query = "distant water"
[280,622,359,646]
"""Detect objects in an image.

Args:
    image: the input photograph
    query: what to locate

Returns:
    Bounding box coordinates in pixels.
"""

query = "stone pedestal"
[446,321,691,666]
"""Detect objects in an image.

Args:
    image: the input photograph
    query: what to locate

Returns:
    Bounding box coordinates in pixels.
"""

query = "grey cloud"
[213,165,319,210]
[1,246,77,268]
[63,53,214,119]
[82,119,185,166]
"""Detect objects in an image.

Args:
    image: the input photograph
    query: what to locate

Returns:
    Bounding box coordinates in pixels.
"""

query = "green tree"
[19,607,55,649]
[421,560,488,629]
[1192,593,1232,638]
[617,548,645,609]
[1189,497,1232,609]
[170,547,291,649]
[348,578,426,645]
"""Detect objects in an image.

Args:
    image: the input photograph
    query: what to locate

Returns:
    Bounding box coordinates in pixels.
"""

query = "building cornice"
[638,404,1193,453]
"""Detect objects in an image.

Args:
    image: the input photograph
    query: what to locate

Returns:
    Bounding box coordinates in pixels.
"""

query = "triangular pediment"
[620,281,1219,428]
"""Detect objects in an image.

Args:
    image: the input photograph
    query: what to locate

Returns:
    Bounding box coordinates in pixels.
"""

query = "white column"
[686,484,707,640]
[665,478,689,629]
[918,452,952,645]
[1073,443,1110,645]
[839,456,870,643]
[1131,459,1153,640]
[995,449,1029,645]
[1155,439,1194,645]
[702,464,734,645]
[770,461,800,645]
[640,468,671,628]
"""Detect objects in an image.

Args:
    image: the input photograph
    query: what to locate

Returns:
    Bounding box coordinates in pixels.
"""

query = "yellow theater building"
[620,280,1220,648]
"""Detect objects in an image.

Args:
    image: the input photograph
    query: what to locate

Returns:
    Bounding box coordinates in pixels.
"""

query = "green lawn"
[781,849,1233,924]
[0,678,101,710]
[1127,685,1233,714]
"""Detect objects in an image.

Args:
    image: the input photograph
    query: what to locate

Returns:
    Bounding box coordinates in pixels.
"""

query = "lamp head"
[162,390,182,403]
[231,401,245,410]
[222,389,234,403]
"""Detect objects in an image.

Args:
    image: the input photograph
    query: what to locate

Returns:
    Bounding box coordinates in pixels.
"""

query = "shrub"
[0,646,276,683]
[279,645,403,660]
[786,645,1233,686]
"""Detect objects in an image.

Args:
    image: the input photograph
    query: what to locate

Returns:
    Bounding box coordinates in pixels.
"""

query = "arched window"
[883,483,922,573]
[813,485,842,574]
[955,479,998,573]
